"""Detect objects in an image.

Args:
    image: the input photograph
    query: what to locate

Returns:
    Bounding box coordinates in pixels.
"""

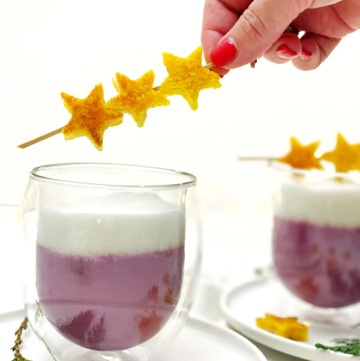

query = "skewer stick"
[18,127,63,149]
[204,62,215,69]
[237,156,276,162]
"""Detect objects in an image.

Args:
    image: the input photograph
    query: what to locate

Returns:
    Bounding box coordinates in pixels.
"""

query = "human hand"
[201,0,360,75]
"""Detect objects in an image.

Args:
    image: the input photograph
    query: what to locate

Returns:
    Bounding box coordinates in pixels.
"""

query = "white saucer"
[221,277,360,361]
[0,309,266,361]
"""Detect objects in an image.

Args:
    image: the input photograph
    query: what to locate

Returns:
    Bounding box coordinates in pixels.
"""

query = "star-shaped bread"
[320,133,360,172]
[106,70,170,127]
[159,47,221,110]
[277,136,323,170]
[61,84,124,151]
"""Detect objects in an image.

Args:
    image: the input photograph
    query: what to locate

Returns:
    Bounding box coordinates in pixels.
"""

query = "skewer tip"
[237,156,277,162]
[17,127,63,149]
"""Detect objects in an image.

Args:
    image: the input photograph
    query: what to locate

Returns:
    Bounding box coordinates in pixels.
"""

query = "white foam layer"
[274,178,360,227]
[37,192,185,255]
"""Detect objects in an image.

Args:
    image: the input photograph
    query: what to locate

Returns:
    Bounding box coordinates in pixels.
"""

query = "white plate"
[0,309,266,361]
[221,277,360,361]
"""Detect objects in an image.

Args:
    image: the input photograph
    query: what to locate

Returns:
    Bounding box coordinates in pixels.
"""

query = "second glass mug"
[271,162,360,312]
[18,163,202,361]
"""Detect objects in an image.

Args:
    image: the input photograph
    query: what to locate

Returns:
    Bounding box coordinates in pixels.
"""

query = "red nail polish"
[300,49,312,60]
[276,44,297,59]
[211,38,237,67]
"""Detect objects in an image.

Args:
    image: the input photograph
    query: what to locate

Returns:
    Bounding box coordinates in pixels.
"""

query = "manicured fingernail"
[300,49,312,60]
[276,44,297,60]
[211,38,238,67]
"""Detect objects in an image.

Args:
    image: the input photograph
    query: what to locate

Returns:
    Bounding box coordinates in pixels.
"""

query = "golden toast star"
[61,84,124,151]
[321,133,360,172]
[256,313,308,341]
[107,70,170,127]
[277,136,323,170]
[159,47,221,110]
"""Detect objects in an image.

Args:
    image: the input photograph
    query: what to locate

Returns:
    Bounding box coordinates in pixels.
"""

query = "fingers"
[292,35,341,70]
[201,0,251,63]
[263,33,302,64]
[262,32,341,70]
[201,0,352,73]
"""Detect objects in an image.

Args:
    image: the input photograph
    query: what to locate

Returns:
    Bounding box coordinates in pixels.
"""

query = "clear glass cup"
[18,163,201,361]
[271,162,360,311]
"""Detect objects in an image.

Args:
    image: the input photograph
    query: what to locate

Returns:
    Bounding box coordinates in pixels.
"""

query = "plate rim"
[186,316,268,361]
[220,277,355,361]
[0,309,268,361]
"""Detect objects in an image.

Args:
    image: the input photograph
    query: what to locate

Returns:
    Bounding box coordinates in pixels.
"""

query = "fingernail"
[276,44,297,60]
[300,49,312,61]
[211,38,238,67]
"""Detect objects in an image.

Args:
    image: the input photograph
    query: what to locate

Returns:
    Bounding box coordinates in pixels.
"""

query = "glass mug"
[271,162,360,309]
[18,163,201,361]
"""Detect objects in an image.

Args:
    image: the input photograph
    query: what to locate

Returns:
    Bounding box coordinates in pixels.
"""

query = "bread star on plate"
[321,133,360,172]
[277,136,323,170]
[107,70,170,127]
[256,313,308,341]
[61,84,124,151]
[159,47,221,110]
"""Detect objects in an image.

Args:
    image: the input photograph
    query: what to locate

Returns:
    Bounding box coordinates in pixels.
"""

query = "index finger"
[201,0,252,62]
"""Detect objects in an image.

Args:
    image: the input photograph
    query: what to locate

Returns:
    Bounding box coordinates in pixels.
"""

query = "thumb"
[211,0,311,68]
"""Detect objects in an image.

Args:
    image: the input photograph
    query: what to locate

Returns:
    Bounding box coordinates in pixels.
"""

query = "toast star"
[159,47,221,110]
[277,136,323,170]
[321,133,360,172]
[107,70,170,127]
[61,84,124,151]
[256,313,308,341]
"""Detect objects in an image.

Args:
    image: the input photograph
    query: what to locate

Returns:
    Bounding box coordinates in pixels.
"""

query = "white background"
[3,0,360,277]
[1,0,360,206]
[1,0,360,272]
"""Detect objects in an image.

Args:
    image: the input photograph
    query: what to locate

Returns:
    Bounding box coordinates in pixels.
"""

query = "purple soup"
[273,217,360,308]
[36,243,184,350]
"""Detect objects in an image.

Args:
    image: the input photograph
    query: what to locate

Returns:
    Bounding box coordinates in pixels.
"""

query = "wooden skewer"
[18,127,63,149]
[237,156,276,161]
[17,63,216,149]
[204,62,215,69]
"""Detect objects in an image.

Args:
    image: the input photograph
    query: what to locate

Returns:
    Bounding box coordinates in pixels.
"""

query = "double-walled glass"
[18,163,201,361]
[271,162,360,310]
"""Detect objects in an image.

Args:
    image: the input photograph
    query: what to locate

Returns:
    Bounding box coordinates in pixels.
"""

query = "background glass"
[271,162,360,314]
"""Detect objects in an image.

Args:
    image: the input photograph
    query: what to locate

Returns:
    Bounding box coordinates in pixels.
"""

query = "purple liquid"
[273,217,360,308]
[36,244,184,350]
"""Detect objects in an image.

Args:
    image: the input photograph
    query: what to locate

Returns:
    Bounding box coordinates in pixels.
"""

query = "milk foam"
[274,178,360,227]
[37,192,185,255]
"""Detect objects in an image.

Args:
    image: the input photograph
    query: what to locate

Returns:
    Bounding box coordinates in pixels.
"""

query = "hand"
[201,0,360,75]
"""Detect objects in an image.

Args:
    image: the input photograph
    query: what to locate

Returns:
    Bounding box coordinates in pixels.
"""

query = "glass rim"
[268,160,360,180]
[29,162,197,190]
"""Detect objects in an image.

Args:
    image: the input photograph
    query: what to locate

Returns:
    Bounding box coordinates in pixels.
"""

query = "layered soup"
[36,193,185,350]
[272,177,360,308]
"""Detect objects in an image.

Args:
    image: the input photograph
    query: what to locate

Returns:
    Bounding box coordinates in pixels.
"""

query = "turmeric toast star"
[321,133,360,172]
[107,70,170,127]
[159,47,221,110]
[256,313,308,341]
[277,136,323,170]
[61,84,124,151]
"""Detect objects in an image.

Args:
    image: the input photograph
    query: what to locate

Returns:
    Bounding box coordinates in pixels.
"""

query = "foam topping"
[274,178,360,227]
[37,192,185,255]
